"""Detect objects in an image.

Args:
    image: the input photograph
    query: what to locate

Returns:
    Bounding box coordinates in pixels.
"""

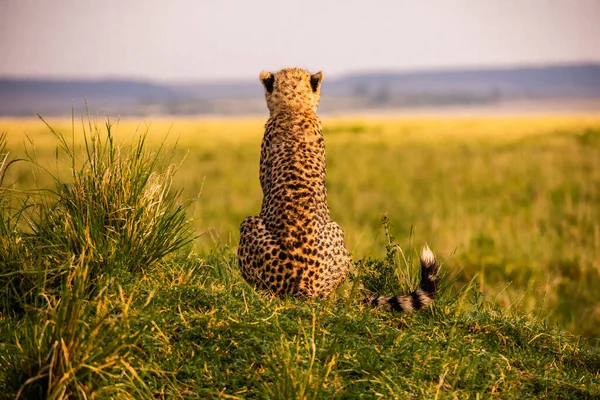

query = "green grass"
[0,115,599,397]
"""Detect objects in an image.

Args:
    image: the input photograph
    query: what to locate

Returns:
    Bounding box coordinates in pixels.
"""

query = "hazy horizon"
[1,0,599,82]
[3,61,600,84]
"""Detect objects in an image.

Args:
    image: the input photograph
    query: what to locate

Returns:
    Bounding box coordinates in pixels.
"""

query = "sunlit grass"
[2,114,600,337]
[0,115,599,397]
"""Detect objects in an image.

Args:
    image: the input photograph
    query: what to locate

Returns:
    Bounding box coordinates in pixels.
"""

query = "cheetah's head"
[259,68,323,114]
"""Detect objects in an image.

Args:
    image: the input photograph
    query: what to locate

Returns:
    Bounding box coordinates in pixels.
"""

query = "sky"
[0,0,599,82]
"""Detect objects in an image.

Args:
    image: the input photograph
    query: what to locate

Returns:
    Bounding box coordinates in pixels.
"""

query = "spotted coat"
[238,68,439,309]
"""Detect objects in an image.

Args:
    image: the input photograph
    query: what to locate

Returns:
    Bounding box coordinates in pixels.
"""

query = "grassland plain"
[0,114,599,398]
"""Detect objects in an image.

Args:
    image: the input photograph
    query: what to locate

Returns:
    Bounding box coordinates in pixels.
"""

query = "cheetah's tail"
[365,245,439,312]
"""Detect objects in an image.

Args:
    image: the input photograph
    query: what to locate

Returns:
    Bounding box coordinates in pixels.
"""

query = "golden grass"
[4,114,600,148]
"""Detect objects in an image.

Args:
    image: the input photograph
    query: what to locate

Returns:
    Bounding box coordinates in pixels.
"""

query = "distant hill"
[328,64,600,97]
[0,79,181,116]
[1,63,599,116]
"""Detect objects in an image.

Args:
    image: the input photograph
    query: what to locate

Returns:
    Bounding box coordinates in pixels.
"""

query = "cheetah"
[238,68,439,311]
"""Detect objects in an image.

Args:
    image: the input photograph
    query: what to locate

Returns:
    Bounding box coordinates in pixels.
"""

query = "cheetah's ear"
[260,71,275,93]
[310,71,323,93]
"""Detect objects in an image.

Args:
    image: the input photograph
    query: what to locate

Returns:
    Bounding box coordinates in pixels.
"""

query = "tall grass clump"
[0,116,195,397]
[1,116,194,315]
[31,116,195,278]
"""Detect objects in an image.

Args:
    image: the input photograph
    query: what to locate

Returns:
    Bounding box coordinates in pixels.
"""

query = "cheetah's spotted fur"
[238,68,439,310]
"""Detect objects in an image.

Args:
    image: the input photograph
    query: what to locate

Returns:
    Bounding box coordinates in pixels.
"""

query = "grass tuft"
[31,115,195,277]
[0,116,194,317]
[355,216,422,296]
[0,115,194,397]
